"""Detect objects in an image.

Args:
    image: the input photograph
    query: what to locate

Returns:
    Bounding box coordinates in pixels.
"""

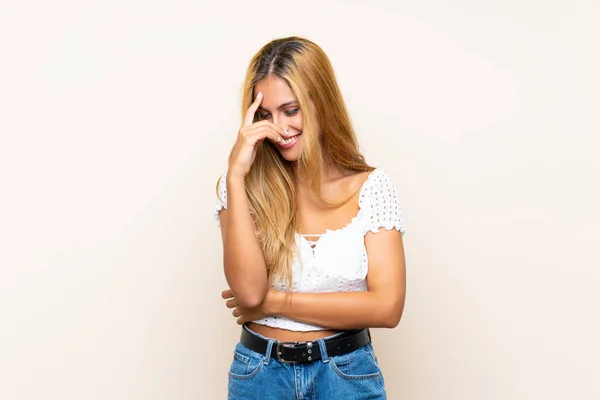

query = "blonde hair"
[219,36,373,290]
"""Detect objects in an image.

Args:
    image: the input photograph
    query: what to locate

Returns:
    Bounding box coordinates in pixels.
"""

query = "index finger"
[221,289,234,299]
[243,92,263,127]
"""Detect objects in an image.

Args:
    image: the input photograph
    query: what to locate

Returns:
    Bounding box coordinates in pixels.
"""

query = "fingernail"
[284,129,289,135]
[257,92,262,97]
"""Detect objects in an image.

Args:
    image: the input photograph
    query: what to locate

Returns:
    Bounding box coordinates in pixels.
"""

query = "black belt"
[240,324,371,363]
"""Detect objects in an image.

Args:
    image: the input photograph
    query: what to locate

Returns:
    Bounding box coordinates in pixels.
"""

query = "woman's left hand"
[222,288,278,325]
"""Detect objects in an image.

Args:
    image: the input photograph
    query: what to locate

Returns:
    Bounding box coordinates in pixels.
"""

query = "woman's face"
[254,75,304,162]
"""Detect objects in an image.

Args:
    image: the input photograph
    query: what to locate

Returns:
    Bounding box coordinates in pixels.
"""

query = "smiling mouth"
[281,134,301,145]
[277,131,303,149]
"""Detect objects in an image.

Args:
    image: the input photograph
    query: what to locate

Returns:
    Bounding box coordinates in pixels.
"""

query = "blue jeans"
[228,325,387,399]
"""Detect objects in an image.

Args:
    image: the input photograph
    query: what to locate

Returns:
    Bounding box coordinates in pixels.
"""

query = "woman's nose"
[275,120,289,136]
[272,115,281,128]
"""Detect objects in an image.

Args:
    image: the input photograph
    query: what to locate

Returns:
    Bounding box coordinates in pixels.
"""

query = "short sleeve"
[214,170,253,228]
[214,172,228,228]
[364,168,406,235]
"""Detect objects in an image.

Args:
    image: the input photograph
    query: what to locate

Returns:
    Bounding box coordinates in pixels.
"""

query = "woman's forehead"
[255,76,294,97]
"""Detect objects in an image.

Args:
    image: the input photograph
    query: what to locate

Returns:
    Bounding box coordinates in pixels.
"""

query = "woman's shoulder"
[360,166,396,192]
[214,170,230,228]
[215,170,228,208]
[358,166,406,235]
[333,166,395,203]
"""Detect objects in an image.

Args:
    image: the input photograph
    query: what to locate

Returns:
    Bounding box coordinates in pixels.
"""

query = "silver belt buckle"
[276,341,299,363]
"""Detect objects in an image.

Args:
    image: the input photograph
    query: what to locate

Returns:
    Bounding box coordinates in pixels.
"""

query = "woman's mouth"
[279,133,302,149]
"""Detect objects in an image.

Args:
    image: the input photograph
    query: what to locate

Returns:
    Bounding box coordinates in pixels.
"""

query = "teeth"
[282,135,299,145]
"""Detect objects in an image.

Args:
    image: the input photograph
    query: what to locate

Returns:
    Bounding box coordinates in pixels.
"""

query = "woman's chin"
[277,135,302,161]
[280,150,300,162]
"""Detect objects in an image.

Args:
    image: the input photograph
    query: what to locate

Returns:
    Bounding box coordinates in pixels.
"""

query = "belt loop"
[263,339,275,365]
[316,338,329,364]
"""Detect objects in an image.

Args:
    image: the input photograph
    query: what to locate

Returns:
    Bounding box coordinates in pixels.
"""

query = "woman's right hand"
[227,92,287,179]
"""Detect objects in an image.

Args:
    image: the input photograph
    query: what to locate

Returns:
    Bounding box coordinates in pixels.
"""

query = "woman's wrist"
[264,288,286,315]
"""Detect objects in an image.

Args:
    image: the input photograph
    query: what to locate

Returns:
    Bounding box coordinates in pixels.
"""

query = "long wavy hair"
[218,36,374,290]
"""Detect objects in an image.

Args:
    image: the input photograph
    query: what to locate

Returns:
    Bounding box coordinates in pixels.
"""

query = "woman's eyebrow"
[258,99,298,111]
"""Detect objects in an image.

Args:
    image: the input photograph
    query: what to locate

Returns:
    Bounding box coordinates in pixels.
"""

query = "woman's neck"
[293,161,347,189]
[321,163,347,183]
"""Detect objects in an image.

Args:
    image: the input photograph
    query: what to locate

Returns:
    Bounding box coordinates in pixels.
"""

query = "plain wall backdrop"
[1,0,599,399]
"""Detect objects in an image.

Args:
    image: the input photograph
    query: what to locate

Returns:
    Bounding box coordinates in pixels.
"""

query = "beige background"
[1,0,599,399]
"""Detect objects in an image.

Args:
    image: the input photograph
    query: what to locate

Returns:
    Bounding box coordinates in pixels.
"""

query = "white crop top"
[214,167,406,331]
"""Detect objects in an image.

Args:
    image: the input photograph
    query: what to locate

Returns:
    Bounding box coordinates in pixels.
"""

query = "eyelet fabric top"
[214,167,406,331]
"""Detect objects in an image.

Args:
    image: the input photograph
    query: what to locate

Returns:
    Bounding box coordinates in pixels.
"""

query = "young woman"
[215,36,407,399]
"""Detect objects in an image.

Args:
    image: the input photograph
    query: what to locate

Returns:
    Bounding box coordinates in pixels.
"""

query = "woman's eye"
[258,109,298,120]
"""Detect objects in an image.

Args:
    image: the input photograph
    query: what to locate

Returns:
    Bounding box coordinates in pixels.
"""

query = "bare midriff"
[247,322,342,342]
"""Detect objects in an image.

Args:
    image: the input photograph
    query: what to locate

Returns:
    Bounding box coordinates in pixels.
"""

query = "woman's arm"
[226,228,406,329]
[267,229,406,329]
[218,174,269,308]
[218,92,286,308]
